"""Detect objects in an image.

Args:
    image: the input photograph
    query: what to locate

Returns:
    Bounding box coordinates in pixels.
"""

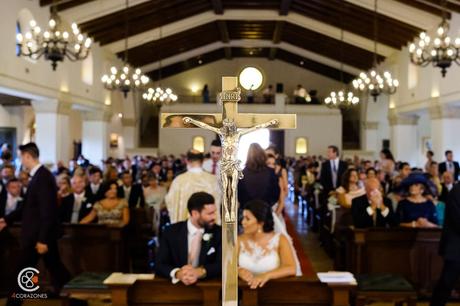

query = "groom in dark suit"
[156,192,221,285]
[0,143,70,305]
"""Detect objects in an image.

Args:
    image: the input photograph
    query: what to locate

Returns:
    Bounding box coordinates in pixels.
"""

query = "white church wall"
[159,103,342,157]
[284,106,342,157]
[158,58,344,100]
[0,0,119,110]
[0,0,127,164]
[0,105,34,145]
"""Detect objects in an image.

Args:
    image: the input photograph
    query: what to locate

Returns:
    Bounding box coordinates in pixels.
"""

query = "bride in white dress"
[238,200,298,289]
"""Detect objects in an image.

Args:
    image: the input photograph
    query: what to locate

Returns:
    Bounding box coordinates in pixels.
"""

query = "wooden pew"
[104,274,355,306]
[339,227,443,295]
[0,224,128,295]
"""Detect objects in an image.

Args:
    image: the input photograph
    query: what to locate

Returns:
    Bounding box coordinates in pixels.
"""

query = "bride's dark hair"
[244,200,274,232]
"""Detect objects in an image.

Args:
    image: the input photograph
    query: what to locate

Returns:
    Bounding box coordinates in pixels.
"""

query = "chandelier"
[142,87,178,104]
[409,14,460,77]
[323,1,359,109]
[100,0,148,97]
[16,12,91,70]
[324,90,359,108]
[352,70,399,102]
[101,66,149,98]
[142,27,177,105]
[352,0,398,102]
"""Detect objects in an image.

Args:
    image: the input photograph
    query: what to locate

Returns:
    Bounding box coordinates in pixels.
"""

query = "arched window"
[295,137,308,154]
[192,136,205,153]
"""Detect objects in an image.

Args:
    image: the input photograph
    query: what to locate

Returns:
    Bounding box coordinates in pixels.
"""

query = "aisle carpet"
[284,213,316,277]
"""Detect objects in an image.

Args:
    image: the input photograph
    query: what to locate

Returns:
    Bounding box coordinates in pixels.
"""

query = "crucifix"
[161,76,296,305]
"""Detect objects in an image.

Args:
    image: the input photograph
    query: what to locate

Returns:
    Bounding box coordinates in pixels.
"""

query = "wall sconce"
[192,136,205,153]
[110,133,119,148]
[295,137,308,154]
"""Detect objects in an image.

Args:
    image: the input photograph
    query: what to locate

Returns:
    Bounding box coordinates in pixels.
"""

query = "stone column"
[388,110,419,166]
[31,99,72,166]
[429,103,460,159]
[82,110,111,167]
[362,121,379,156]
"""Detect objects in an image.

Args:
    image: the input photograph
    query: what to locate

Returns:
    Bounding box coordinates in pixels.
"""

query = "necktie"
[332,161,338,188]
[212,161,217,175]
[71,195,82,223]
[188,231,202,267]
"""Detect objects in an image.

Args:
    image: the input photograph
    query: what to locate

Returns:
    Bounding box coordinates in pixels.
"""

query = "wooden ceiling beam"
[268,47,277,60]
[395,0,460,15]
[272,21,285,44]
[39,0,95,11]
[224,47,232,59]
[280,0,293,15]
[145,47,355,83]
[211,0,224,14]
[80,0,211,45]
[291,0,421,49]
[217,20,230,43]
[283,22,382,70]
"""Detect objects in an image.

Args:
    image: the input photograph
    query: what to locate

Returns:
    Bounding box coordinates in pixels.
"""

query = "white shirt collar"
[74,192,85,199]
[187,219,204,236]
[188,167,203,174]
[29,163,42,177]
[7,193,19,201]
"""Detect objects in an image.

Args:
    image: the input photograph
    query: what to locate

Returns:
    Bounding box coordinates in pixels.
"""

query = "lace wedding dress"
[239,230,302,276]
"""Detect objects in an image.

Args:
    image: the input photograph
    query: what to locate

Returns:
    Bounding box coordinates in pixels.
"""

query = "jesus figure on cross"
[183,116,279,223]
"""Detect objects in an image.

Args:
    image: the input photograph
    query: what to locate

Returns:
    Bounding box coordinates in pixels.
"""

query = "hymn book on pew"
[317,272,357,284]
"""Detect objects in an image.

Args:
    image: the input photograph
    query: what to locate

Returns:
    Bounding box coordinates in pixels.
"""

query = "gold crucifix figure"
[161,76,296,305]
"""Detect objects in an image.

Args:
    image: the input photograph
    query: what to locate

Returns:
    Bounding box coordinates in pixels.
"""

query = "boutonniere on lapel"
[203,233,213,242]
[17,197,23,202]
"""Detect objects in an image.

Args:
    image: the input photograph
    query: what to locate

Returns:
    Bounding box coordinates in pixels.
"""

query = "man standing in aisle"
[202,139,222,177]
[165,149,221,224]
[0,143,70,305]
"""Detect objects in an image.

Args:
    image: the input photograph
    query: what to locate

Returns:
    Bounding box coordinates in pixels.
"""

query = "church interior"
[2,0,460,305]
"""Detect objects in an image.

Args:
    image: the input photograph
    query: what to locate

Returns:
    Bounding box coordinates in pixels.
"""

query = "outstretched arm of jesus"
[240,119,279,136]
[183,117,221,134]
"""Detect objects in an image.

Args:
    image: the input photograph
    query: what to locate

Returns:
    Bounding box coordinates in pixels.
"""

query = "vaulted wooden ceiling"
[39,0,456,82]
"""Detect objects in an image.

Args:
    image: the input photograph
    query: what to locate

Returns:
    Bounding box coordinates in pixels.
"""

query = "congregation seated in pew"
[351,178,397,228]
[397,173,439,228]
[0,178,24,219]
[59,173,94,223]
[80,181,130,227]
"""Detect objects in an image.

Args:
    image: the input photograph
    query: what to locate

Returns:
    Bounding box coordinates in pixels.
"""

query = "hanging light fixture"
[16,3,91,70]
[324,1,359,109]
[409,0,460,77]
[352,0,398,102]
[142,87,177,104]
[101,0,149,97]
[143,27,177,105]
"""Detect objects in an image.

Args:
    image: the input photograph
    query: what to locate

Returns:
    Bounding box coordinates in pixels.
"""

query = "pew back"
[343,227,443,294]
[0,224,128,295]
[105,275,354,306]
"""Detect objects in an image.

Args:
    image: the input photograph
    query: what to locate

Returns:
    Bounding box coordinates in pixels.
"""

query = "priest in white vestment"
[166,150,221,224]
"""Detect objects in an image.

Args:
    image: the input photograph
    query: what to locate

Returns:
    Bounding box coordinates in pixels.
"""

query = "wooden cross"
[161,76,296,306]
